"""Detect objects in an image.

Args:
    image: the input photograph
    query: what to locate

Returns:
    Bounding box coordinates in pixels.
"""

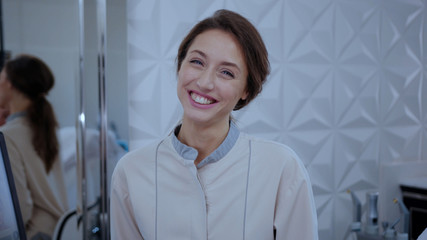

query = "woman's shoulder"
[239,133,311,184]
[1,116,27,130]
[111,138,170,188]
[0,119,32,148]
[240,133,298,156]
[118,141,159,162]
[114,137,170,172]
[238,132,304,167]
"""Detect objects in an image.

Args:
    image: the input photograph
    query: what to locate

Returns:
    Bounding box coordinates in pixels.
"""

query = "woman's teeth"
[191,92,213,104]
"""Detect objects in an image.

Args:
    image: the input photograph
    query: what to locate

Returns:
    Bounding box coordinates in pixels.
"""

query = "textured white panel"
[127,0,427,239]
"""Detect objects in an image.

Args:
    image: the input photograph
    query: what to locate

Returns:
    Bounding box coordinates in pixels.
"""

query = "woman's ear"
[241,89,248,101]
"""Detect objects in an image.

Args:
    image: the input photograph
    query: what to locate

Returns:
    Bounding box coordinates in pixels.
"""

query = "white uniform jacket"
[110,123,318,240]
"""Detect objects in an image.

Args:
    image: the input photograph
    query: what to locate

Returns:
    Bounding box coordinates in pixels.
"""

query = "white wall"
[127,0,427,239]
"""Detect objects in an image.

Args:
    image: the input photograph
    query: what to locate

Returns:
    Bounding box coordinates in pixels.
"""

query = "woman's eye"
[190,59,203,66]
[222,70,234,78]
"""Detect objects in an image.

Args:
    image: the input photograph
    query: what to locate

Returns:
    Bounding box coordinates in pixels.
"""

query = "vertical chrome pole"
[77,0,87,239]
[96,0,109,239]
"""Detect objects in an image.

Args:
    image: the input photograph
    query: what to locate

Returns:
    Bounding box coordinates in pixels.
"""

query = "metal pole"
[96,0,109,239]
[77,0,88,239]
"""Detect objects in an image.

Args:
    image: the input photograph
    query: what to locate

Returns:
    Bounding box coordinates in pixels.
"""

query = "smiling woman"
[177,29,249,143]
[110,9,318,240]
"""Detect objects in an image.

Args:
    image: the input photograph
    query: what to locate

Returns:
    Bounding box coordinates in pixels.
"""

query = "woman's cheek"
[179,68,200,85]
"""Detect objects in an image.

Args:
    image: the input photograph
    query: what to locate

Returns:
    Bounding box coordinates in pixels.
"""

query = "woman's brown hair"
[177,9,270,110]
[4,54,59,173]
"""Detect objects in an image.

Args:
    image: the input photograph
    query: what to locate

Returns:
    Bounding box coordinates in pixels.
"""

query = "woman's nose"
[196,69,215,91]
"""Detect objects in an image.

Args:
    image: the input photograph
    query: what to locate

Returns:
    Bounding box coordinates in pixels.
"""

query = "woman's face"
[0,69,12,108]
[177,29,248,127]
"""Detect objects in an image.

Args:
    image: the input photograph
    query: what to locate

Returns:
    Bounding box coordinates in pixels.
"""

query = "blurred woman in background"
[0,54,68,240]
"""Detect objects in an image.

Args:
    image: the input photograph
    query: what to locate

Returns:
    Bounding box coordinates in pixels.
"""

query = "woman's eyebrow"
[189,49,206,58]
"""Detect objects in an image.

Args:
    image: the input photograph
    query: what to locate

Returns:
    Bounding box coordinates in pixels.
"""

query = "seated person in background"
[0,54,68,239]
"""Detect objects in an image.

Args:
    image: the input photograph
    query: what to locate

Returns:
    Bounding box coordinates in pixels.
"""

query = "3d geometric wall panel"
[127,0,426,239]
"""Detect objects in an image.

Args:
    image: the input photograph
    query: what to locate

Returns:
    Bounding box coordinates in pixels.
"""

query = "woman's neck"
[178,118,230,165]
[9,92,31,114]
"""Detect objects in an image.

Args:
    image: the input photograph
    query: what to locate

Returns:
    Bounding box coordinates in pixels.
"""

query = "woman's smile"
[189,90,218,106]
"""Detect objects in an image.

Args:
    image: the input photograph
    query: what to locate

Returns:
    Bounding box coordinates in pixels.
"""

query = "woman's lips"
[188,90,218,108]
